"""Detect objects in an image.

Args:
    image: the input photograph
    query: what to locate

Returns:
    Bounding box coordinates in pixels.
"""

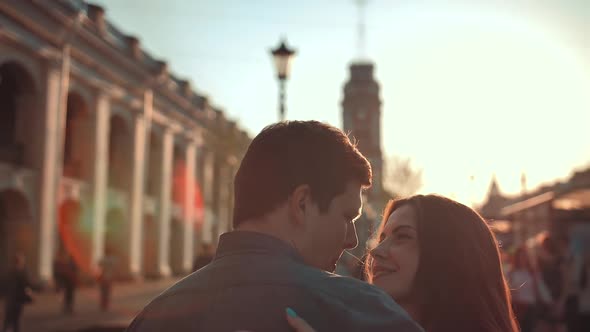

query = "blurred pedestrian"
[54,251,78,314]
[2,253,36,332]
[507,246,539,332]
[97,248,117,312]
[577,251,590,330]
[563,239,584,332]
[536,235,569,332]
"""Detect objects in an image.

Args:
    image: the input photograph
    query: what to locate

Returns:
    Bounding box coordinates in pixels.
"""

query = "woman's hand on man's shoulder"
[285,308,316,332]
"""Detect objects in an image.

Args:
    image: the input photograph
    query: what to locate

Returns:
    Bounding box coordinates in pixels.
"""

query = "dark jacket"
[127,231,422,332]
[4,269,33,306]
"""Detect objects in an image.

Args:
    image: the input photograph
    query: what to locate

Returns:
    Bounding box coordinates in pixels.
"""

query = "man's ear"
[288,184,311,226]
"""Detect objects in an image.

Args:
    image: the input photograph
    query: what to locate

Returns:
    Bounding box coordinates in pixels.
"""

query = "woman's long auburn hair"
[365,195,518,332]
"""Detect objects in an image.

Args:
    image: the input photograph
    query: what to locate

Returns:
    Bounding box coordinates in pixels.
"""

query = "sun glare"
[381,7,590,205]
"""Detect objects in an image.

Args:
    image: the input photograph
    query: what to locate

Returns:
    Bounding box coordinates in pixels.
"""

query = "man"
[55,252,78,314]
[3,253,35,332]
[127,121,421,331]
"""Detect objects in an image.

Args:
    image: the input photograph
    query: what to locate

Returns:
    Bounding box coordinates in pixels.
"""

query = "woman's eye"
[396,233,412,240]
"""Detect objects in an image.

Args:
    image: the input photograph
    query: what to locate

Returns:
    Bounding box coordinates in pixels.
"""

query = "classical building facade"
[0,0,250,283]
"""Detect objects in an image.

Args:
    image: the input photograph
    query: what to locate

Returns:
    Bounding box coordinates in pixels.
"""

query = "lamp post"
[270,39,296,121]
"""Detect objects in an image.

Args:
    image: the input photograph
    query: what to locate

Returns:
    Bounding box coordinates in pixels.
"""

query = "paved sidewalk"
[1,277,182,332]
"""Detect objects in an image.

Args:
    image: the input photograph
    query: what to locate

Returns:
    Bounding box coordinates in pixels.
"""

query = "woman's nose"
[369,241,387,260]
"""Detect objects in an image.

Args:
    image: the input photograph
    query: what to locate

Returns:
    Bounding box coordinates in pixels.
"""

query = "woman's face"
[370,205,420,303]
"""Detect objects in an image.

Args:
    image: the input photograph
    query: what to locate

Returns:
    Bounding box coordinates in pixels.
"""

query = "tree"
[384,156,423,198]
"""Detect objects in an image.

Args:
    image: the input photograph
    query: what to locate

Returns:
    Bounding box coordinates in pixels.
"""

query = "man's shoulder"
[177,258,395,310]
[300,266,387,301]
[128,266,422,332]
[313,274,394,304]
[127,282,203,331]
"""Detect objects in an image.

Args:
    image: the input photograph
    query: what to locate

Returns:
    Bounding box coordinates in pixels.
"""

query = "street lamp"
[270,39,296,121]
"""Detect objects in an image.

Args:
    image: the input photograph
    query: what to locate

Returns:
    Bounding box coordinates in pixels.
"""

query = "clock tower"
[341,62,383,197]
[336,0,387,277]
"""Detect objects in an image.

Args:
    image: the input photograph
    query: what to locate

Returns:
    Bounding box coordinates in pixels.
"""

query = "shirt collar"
[214,231,304,263]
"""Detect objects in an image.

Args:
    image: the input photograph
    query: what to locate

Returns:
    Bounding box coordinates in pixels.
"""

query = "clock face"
[357,108,367,120]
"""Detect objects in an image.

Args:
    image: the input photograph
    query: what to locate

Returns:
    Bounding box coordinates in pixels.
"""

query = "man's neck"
[235,218,294,250]
[236,223,286,242]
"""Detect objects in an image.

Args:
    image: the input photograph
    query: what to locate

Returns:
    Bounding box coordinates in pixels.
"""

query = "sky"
[92,0,590,206]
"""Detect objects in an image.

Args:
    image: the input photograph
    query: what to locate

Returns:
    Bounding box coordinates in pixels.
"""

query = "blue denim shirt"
[127,231,423,332]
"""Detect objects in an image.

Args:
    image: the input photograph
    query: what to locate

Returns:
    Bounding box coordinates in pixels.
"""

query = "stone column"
[225,158,237,232]
[156,127,174,277]
[126,91,151,278]
[217,160,230,236]
[192,142,205,254]
[201,148,215,244]
[181,137,198,272]
[90,92,110,268]
[38,64,63,282]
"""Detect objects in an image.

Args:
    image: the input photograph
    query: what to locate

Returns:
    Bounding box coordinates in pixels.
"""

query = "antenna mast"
[356,0,368,59]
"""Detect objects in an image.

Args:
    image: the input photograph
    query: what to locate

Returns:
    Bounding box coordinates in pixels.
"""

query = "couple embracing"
[128,121,518,332]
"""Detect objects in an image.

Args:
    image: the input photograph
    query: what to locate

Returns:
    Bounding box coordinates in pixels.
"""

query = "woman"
[287,194,518,331]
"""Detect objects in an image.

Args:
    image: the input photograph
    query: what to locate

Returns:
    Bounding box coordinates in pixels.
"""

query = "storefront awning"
[501,192,554,217]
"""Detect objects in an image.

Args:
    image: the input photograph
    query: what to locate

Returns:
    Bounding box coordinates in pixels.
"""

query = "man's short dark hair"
[233,120,372,228]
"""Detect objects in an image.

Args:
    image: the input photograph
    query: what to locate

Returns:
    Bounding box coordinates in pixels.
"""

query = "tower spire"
[520,172,527,194]
[488,174,501,197]
[356,0,368,60]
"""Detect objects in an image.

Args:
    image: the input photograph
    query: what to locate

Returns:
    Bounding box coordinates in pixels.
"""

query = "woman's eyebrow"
[380,224,416,240]
[391,225,416,233]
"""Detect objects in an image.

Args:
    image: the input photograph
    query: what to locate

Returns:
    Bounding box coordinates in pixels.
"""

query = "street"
[1,277,181,332]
